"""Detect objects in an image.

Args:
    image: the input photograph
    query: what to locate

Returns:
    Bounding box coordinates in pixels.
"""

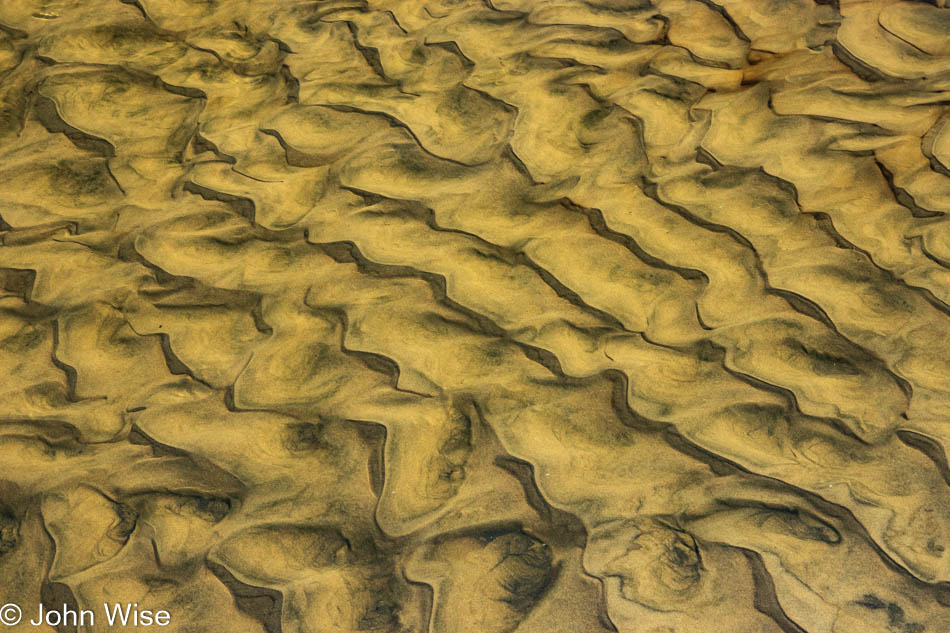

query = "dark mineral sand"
[2,0,950,631]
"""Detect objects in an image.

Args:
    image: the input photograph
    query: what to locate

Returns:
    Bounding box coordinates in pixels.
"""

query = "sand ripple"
[2,1,950,631]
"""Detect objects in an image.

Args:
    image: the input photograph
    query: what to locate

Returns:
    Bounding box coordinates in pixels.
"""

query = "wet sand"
[2,0,950,631]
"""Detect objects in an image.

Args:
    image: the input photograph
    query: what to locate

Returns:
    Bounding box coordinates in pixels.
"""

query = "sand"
[1,0,950,631]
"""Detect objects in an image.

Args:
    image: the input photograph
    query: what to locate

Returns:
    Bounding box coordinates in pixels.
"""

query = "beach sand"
[2,0,950,631]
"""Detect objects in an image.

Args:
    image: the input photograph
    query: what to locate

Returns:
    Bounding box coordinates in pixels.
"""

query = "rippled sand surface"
[3,0,950,631]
